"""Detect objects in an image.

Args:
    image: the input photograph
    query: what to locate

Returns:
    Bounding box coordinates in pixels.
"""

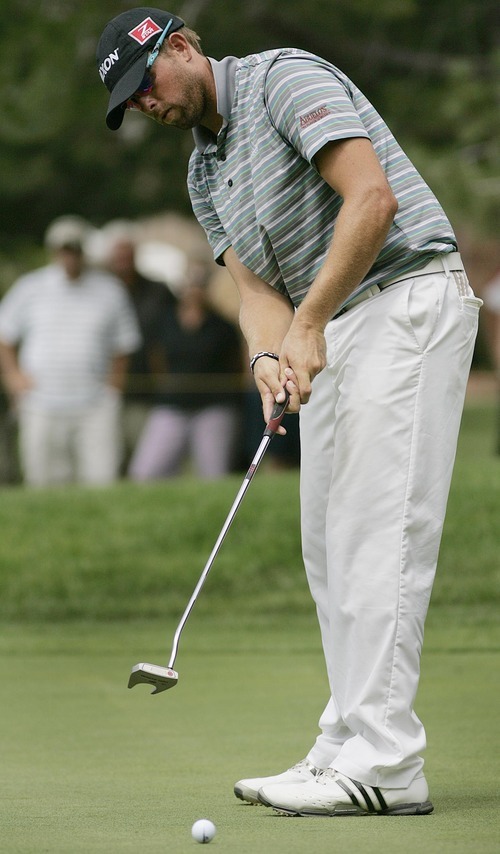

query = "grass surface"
[0,402,498,852]
[0,617,498,853]
[0,405,498,623]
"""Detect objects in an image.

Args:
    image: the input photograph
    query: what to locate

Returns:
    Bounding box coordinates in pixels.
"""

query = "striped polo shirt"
[0,264,141,409]
[188,49,457,310]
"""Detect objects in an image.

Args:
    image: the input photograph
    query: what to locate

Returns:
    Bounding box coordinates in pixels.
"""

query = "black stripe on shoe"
[368,785,389,812]
[336,777,389,813]
[351,780,378,813]
[334,776,362,809]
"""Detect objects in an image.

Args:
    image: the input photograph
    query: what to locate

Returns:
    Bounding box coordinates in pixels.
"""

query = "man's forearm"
[0,341,32,398]
[223,247,295,359]
[239,290,294,360]
[293,138,398,332]
[295,189,397,332]
[222,247,294,421]
[107,354,128,391]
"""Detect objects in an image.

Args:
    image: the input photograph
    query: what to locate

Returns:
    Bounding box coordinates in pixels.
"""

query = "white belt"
[334,252,464,319]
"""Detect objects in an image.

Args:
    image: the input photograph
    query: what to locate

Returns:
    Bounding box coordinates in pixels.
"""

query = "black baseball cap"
[96,7,185,130]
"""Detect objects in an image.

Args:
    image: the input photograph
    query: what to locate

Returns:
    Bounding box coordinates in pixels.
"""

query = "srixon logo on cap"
[99,49,120,81]
[128,17,162,44]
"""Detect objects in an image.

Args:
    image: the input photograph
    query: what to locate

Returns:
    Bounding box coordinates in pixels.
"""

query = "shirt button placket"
[217,148,234,199]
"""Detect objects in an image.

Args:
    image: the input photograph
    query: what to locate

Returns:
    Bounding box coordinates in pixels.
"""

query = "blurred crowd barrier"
[1,212,498,486]
[0,212,300,486]
[0,378,300,486]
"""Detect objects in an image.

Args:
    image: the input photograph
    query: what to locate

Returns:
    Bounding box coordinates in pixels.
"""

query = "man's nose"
[142,93,158,112]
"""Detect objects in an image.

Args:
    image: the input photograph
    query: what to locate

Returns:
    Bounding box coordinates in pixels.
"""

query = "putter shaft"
[168,434,268,669]
[168,392,289,668]
[129,391,289,693]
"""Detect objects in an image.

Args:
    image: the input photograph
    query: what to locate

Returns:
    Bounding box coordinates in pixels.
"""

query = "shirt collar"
[192,55,239,153]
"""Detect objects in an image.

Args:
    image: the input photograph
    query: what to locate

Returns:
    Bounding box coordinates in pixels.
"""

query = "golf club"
[128,389,290,695]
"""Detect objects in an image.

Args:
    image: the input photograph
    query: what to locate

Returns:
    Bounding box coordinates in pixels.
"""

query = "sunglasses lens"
[138,71,153,93]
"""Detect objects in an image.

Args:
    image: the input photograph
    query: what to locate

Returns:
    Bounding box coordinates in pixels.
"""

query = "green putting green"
[0,615,498,853]
[0,402,498,851]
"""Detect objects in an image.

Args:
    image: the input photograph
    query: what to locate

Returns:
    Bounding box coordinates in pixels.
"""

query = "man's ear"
[166,31,191,58]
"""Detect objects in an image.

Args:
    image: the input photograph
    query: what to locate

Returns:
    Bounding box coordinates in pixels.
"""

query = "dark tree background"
[0,0,498,280]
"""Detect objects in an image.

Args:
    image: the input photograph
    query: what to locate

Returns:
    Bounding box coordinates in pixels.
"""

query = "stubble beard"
[162,75,209,130]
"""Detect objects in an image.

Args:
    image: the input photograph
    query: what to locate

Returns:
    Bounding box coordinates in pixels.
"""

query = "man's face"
[57,247,84,280]
[127,48,209,130]
[109,240,135,280]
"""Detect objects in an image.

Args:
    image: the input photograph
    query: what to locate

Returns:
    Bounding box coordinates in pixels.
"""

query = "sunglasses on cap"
[126,20,174,109]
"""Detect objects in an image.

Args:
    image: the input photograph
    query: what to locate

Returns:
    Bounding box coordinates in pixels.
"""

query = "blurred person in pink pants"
[129,268,243,479]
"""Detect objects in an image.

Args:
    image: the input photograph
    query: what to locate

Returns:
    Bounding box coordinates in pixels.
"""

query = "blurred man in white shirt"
[0,216,141,486]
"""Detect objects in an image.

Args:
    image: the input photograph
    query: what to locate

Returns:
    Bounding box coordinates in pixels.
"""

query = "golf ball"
[191,818,216,844]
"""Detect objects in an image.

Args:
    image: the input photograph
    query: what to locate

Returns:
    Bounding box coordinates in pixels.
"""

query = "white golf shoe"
[258,768,434,816]
[234,758,321,805]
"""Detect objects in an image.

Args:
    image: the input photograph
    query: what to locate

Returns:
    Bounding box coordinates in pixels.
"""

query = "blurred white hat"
[84,220,142,267]
[44,215,93,252]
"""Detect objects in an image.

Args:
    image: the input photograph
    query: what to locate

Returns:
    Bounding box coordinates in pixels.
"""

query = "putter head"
[128,662,179,695]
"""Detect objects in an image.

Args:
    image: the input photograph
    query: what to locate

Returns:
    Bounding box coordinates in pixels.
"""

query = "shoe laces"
[290,759,318,774]
[316,768,337,782]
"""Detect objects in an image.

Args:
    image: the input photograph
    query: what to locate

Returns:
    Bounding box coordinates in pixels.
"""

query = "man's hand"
[4,367,34,399]
[0,342,34,405]
[279,318,327,409]
[253,363,289,435]
[253,317,327,428]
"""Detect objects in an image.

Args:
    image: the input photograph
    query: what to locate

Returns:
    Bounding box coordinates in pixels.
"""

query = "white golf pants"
[18,389,122,486]
[300,257,481,788]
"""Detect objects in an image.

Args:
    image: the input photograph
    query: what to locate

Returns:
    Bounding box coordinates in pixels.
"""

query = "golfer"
[97,7,481,816]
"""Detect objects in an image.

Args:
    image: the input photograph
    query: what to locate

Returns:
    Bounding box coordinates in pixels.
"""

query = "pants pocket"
[460,295,483,313]
[406,275,442,353]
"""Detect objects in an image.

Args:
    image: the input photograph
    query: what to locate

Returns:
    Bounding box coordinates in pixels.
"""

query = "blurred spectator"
[129,266,243,479]
[482,269,500,454]
[103,224,176,471]
[0,216,141,486]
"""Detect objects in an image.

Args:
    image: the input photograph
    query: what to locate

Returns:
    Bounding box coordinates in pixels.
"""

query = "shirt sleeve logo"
[299,105,333,129]
[128,17,162,45]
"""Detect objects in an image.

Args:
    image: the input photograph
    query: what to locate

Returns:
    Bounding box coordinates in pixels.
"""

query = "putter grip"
[264,389,290,437]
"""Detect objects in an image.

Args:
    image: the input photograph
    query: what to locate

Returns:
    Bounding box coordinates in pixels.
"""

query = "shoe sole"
[258,793,434,817]
[234,786,262,805]
[235,773,316,805]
